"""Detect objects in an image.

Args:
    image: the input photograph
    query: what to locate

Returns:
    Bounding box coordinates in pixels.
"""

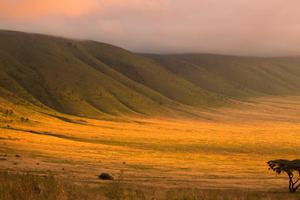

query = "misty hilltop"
[1,30,300,118]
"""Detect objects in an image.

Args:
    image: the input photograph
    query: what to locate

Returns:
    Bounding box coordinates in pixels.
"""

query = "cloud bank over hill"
[0,0,300,56]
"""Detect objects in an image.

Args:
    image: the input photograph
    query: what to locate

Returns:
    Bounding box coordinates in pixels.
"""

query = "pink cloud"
[1,0,300,56]
[0,0,99,20]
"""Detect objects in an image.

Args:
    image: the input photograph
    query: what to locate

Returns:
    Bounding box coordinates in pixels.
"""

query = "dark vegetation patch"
[98,173,114,180]
[20,117,29,123]
[42,113,87,125]
[3,126,76,141]
[1,109,14,117]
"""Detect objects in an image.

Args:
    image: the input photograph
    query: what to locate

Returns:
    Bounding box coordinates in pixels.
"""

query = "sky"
[1,0,300,56]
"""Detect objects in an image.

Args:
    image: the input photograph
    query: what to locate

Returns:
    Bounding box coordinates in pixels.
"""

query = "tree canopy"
[268,159,300,193]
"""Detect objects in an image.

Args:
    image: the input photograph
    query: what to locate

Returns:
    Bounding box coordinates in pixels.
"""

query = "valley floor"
[1,96,300,199]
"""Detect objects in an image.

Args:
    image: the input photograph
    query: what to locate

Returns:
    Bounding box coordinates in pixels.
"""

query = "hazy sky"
[1,0,300,56]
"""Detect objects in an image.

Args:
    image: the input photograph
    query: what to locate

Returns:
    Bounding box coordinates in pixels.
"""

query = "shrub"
[98,173,114,180]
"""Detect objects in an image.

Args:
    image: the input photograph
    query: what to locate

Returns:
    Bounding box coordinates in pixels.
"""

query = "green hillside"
[0,30,221,118]
[1,30,300,118]
[147,54,300,99]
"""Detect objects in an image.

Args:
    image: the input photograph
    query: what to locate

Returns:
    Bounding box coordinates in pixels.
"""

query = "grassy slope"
[1,30,300,118]
[147,54,300,99]
[0,30,222,118]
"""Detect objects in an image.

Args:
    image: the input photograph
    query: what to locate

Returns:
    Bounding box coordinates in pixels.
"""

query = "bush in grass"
[98,173,114,180]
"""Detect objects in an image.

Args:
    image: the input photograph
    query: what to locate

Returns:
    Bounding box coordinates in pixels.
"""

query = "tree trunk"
[288,175,300,193]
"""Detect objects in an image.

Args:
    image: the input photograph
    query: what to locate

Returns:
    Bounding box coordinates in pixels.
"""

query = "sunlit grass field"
[1,96,300,199]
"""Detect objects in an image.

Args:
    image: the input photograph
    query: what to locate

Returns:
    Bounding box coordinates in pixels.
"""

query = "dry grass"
[0,171,104,200]
[1,172,300,200]
[1,97,300,199]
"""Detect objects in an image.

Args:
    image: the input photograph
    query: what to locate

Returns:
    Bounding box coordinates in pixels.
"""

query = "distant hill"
[0,30,300,118]
[146,54,300,98]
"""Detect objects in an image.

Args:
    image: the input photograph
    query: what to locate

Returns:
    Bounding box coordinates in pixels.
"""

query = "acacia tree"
[267,159,300,193]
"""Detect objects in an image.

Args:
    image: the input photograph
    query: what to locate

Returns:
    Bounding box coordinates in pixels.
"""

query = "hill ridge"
[1,30,300,118]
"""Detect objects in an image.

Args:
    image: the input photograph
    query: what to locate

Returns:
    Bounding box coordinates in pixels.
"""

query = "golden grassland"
[1,96,300,199]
